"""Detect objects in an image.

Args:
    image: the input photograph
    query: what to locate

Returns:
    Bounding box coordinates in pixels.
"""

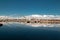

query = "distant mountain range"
[0,15,60,19]
[20,15,60,19]
[0,15,60,27]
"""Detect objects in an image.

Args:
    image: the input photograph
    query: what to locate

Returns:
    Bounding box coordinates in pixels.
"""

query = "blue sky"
[0,0,60,16]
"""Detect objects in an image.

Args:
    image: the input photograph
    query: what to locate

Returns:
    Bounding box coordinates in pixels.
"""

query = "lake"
[0,24,60,40]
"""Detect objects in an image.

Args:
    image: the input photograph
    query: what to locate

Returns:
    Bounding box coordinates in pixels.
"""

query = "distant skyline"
[0,0,60,16]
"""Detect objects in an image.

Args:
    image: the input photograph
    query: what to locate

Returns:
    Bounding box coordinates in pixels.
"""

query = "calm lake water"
[0,24,60,40]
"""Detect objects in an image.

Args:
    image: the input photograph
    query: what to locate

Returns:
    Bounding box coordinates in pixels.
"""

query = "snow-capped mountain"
[20,15,60,19]
[0,15,60,27]
[0,15,60,19]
